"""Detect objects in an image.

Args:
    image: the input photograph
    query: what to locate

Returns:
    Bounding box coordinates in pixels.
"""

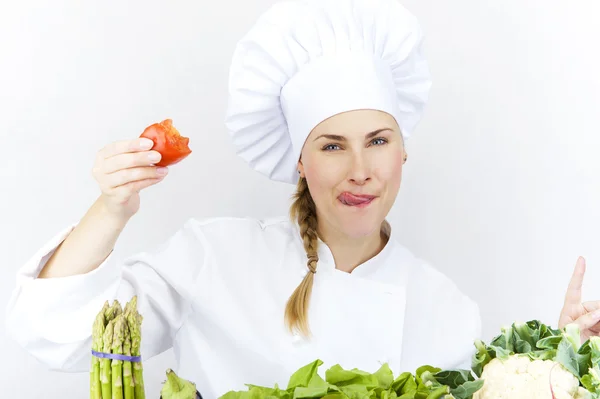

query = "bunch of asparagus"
[90,296,145,399]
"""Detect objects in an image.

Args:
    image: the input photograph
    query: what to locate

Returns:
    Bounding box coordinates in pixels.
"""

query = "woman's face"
[298,109,406,239]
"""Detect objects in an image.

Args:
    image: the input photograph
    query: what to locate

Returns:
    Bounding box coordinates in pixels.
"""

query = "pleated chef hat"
[225,0,432,184]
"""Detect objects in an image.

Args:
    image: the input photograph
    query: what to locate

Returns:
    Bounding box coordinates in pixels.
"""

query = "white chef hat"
[225,0,432,184]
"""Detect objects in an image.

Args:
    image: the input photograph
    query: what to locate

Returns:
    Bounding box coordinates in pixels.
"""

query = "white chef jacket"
[5,216,481,399]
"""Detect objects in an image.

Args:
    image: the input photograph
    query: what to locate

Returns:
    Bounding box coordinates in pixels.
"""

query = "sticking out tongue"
[339,193,373,206]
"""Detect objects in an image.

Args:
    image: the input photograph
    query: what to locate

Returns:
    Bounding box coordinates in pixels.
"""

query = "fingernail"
[148,152,161,162]
[157,167,168,175]
[592,309,600,319]
[140,138,154,149]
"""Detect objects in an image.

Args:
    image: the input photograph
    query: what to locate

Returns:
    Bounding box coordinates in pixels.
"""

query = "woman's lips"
[338,192,377,208]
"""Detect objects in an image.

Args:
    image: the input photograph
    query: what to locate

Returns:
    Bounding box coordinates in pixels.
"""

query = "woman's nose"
[347,152,371,185]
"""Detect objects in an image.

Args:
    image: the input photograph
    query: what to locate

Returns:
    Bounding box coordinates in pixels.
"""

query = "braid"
[381,219,391,238]
[285,176,319,337]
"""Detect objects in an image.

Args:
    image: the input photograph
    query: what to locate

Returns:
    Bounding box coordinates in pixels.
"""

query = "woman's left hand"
[559,256,600,342]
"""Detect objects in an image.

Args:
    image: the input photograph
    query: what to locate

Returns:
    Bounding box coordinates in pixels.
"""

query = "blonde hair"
[285,176,391,337]
[285,176,319,337]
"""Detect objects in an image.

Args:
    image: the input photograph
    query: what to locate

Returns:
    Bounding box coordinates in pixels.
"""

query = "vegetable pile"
[87,296,600,399]
[90,296,145,399]
[217,320,600,399]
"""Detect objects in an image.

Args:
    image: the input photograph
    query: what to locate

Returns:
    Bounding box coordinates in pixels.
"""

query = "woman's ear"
[297,159,305,178]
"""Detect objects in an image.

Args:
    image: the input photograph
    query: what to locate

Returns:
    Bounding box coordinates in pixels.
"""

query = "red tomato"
[139,119,192,167]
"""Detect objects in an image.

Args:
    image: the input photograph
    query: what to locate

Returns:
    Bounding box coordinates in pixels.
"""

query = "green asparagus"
[126,296,145,399]
[92,298,143,399]
[123,298,132,316]
[91,301,108,399]
[101,319,115,399]
[112,315,127,399]
[123,310,135,399]
[105,300,122,322]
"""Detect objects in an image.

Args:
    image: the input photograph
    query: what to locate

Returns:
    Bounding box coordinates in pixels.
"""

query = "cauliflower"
[467,321,600,399]
[472,356,589,399]
[406,320,600,399]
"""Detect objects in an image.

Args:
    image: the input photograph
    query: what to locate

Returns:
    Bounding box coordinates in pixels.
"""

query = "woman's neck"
[317,220,389,273]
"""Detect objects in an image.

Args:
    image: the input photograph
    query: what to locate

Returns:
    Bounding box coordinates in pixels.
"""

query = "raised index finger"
[564,257,586,307]
[99,138,154,159]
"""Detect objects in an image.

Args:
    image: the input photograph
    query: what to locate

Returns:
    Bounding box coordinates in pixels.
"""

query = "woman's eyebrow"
[313,128,392,142]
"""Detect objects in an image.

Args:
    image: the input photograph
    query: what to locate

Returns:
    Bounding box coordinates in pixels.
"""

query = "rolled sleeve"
[5,219,205,372]
[5,223,124,370]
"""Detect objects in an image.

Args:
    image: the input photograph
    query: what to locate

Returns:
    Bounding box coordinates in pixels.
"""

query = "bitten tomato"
[139,119,192,167]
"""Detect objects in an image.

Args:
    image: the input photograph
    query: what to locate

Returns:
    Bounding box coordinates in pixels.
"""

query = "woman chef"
[5,0,600,398]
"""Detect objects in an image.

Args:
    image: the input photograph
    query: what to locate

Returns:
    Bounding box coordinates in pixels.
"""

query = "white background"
[1,0,599,397]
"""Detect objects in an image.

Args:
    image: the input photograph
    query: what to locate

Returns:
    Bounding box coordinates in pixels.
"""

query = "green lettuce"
[218,360,482,399]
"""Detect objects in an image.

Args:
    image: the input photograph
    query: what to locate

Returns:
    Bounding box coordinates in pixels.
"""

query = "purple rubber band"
[92,350,141,362]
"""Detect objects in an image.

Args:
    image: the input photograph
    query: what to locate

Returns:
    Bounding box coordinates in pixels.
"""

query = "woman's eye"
[371,138,388,146]
[323,144,341,151]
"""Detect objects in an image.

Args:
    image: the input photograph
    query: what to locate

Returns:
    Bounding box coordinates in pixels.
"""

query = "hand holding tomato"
[92,119,191,221]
